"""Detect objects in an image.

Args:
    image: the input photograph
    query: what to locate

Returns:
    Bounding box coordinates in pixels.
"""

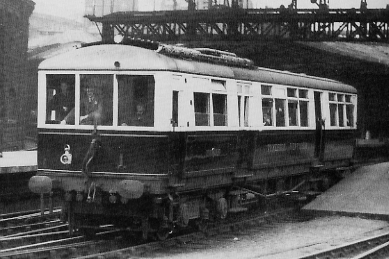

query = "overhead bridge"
[86,8,389,42]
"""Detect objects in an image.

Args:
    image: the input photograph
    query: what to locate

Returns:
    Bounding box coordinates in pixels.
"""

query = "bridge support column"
[102,22,114,42]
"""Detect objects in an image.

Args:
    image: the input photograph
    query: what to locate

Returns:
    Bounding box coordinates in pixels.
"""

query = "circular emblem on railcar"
[60,144,72,165]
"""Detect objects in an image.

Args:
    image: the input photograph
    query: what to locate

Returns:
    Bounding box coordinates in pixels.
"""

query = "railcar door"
[170,75,188,177]
[314,91,325,161]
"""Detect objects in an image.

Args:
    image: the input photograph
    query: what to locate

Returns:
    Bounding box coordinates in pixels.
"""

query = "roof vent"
[156,44,254,68]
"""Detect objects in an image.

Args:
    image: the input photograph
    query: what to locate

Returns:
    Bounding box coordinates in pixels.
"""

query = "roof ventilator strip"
[156,44,255,68]
[81,37,254,68]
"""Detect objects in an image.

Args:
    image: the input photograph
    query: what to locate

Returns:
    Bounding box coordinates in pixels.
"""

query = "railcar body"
[29,42,357,239]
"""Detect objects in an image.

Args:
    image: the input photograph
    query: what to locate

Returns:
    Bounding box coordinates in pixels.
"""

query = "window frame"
[193,78,228,127]
[328,92,352,128]
[40,71,157,130]
[238,83,252,128]
[262,85,310,128]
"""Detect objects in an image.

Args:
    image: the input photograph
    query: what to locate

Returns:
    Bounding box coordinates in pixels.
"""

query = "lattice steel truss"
[87,8,389,42]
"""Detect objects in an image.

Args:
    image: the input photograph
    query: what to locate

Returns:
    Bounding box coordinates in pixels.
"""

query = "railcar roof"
[39,44,357,94]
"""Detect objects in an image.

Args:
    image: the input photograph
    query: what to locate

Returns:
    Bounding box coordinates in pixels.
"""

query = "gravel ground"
[139,215,389,259]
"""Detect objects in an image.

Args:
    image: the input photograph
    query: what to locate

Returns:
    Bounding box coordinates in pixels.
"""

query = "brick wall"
[0,0,35,151]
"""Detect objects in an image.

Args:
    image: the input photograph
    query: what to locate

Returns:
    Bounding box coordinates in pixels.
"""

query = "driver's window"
[118,75,155,127]
[45,74,75,124]
[78,74,113,126]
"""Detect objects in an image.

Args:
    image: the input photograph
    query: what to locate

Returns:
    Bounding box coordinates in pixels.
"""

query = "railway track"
[0,209,61,235]
[2,195,389,258]
[1,159,387,259]
[3,206,389,259]
[0,206,309,259]
[299,232,389,259]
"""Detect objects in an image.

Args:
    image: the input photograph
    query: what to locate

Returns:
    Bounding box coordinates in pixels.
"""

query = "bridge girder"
[91,8,389,42]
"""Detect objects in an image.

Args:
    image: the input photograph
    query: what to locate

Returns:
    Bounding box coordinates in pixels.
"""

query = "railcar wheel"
[216,198,228,219]
[177,203,190,228]
[321,176,331,191]
[276,179,285,193]
[67,203,75,236]
[196,219,209,233]
[141,218,149,240]
[156,227,171,241]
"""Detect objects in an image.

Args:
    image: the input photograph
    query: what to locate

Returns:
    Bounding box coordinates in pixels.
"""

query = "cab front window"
[45,74,75,124]
[59,74,113,126]
[118,75,155,127]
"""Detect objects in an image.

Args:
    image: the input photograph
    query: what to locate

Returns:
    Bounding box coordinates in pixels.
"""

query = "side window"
[238,84,251,127]
[329,92,350,127]
[244,96,249,127]
[213,93,227,126]
[299,101,309,127]
[262,98,273,126]
[118,75,155,127]
[45,74,75,124]
[337,94,344,127]
[345,95,354,127]
[172,91,179,127]
[263,86,309,128]
[261,84,273,126]
[194,92,210,126]
[275,99,286,127]
[330,103,338,126]
[288,100,298,126]
[287,88,298,126]
[299,90,309,127]
[238,96,242,127]
[287,88,309,127]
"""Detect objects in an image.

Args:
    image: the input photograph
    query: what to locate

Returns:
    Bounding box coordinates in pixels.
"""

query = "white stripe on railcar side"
[39,131,168,138]
[39,169,169,177]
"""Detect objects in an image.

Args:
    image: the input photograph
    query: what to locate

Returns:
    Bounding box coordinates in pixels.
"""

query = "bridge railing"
[85,0,139,17]
[85,0,389,19]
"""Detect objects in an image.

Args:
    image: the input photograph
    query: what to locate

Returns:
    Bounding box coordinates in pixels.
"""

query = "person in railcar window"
[47,81,74,123]
[275,99,286,127]
[118,75,154,127]
[61,85,102,125]
[263,112,272,126]
[121,101,153,127]
[62,75,113,125]
[61,85,103,125]
[288,101,298,126]
[262,99,273,126]
[127,101,153,126]
[79,85,103,125]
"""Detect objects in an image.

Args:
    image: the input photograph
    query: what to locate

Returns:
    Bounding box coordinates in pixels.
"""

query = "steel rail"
[0,230,70,250]
[0,219,62,236]
[0,209,61,225]
[72,208,300,259]
[298,232,389,259]
[351,240,389,259]
[3,223,68,238]
[0,229,121,259]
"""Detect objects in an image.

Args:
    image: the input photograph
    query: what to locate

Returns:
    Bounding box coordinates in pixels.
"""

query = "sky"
[32,0,388,21]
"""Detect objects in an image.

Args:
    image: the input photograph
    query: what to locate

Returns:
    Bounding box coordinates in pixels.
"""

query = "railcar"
[29,39,357,239]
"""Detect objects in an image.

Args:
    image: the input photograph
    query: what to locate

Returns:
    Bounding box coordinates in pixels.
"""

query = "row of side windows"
[262,85,309,127]
[181,82,355,128]
[329,93,354,127]
[193,92,228,126]
[45,74,155,127]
